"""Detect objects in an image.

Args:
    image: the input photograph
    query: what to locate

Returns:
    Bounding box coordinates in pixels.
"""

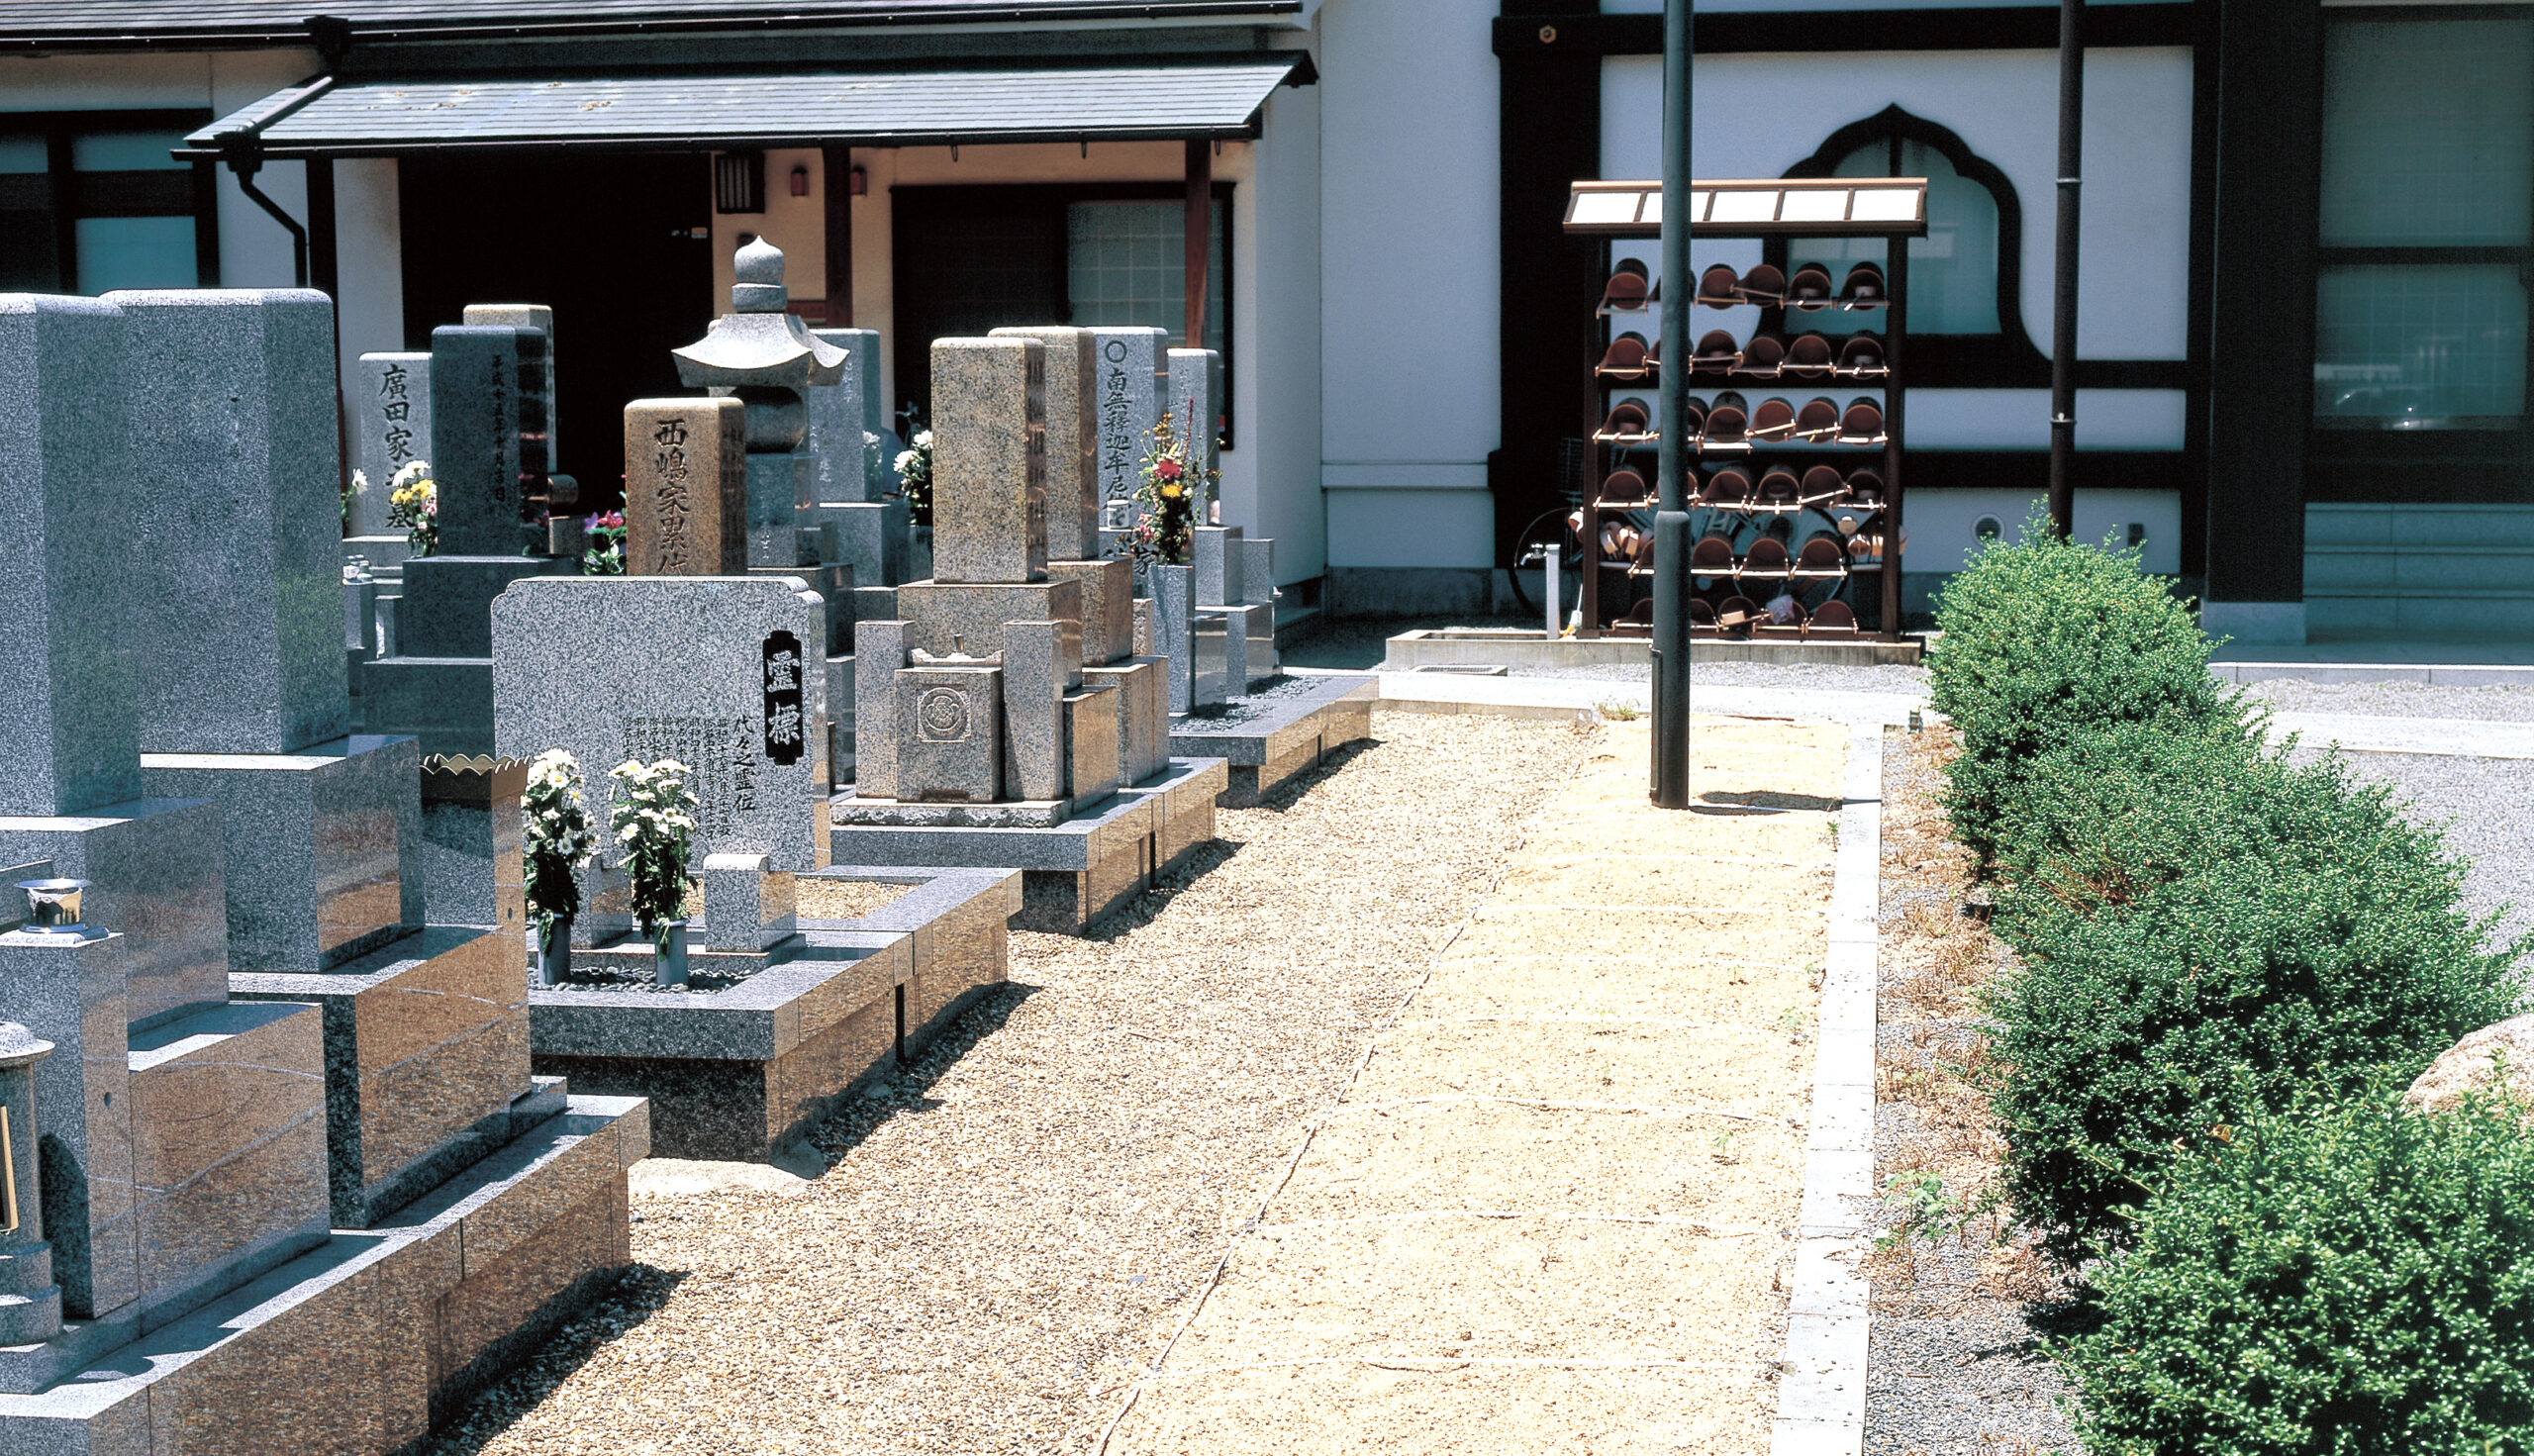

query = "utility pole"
[1651,0,1695,808]
[2048,0,2084,536]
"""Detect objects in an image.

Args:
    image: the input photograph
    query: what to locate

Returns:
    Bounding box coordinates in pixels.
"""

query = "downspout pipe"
[218,135,309,289]
[1651,0,1694,810]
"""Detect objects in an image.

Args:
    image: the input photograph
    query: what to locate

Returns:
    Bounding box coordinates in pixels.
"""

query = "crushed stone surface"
[423,711,1597,1456]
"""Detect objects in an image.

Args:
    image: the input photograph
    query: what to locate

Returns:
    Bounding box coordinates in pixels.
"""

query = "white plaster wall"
[1601,47,2194,362]
[1318,0,1501,570]
[1246,82,1324,583]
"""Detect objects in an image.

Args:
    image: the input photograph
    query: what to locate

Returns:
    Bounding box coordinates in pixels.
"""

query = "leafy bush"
[2069,1087,2534,1454]
[1927,516,2234,863]
[1980,739,2525,1263]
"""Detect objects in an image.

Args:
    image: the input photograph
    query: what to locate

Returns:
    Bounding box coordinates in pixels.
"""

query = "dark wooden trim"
[821,143,853,327]
[47,129,75,293]
[1184,138,1211,348]
[306,155,339,301]
[2180,0,2219,580]
[1494,5,2197,58]
[2203,0,2321,605]
[1495,0,1603,570]
[191,156,221,286]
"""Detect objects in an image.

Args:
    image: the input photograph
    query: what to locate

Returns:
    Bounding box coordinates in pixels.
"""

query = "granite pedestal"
[828,758,1225,933]
[1170,674,1380,808]
[529,868,1014,1161]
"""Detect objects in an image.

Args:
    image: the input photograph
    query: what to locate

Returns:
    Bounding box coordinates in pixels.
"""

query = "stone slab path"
[1102,717,1849,1455]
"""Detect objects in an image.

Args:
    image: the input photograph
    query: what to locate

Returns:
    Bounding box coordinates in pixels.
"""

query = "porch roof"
[177,57,1310,158]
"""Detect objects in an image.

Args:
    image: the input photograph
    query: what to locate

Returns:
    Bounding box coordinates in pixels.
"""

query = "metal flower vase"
[535,915,573,986]
[653,920,690,988]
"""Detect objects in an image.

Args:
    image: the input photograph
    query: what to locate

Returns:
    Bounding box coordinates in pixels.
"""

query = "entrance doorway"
[400,150,714,514]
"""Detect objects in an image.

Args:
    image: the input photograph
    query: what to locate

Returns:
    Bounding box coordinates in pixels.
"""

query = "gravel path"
[425,711,1598,1456]
[1868,729,2081,1456]
[2243,678,2534,724]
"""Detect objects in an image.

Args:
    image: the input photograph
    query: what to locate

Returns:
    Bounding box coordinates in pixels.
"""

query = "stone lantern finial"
[733,238,788,314]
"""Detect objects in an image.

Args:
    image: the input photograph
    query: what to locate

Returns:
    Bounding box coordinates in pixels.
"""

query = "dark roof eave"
[175,121,1269,158]
[0,1,1304,51]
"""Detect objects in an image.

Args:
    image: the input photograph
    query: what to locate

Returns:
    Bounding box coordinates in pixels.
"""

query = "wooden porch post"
[1183,138,1211,346]
[823,144,853,327]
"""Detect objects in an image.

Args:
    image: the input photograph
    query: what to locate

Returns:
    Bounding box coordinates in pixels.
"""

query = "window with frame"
[0,113,213,295]
[2313,14,2533,429]
[1777,108,2041,385]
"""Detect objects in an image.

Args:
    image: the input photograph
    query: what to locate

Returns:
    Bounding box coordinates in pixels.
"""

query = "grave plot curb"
[1771,723,1882,1455]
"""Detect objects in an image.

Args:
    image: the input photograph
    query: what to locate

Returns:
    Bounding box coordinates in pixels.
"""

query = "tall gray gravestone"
[1091,326,1167,555]
[353,351,431,539]
[462,303,555,474]
[1167,345,1223,522]
[0,292,230,1030]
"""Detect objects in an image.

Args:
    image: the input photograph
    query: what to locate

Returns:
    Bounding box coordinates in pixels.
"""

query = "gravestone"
[462,303,555,473]
[1090,326,1167,552]
[1167,346,1223,519]
[930,337,1048,583]
[353,351,432,538]
[428,324,542,556]
[625,397,747,575]
[493,574,829,943]
[990,326,1100,562]
[804,326,871,506]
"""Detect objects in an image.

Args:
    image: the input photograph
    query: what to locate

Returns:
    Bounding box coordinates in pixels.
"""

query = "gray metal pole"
[1652,0,1695,808]
[2048,0,2084,537]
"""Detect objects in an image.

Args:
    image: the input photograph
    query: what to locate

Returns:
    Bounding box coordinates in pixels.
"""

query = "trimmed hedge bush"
[2070,1088,2534,1455]
[1980,736,2523,1264]
[1927,517,2236,864]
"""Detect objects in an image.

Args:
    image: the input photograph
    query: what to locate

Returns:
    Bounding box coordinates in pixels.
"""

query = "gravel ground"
[2242,678,2534,724]
[2284,747,2534,955]
[425,711,1598,1456]
[1867,728,2082,1456]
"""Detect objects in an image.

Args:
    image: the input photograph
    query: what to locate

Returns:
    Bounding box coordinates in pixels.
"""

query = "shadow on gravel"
[1240,735,1384,815]
[1696,788,1845,815]
[794,982,1046,1169]
[1068,836,1250,942]
[424,1264,692,1456]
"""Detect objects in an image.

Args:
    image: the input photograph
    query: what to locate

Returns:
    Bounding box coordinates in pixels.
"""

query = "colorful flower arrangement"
[894,428,935,528]
[521,749,600,956]
[609,758,697,953]
[386,459,438,557]
[1128,401,1215,568]
[582,510,627,575]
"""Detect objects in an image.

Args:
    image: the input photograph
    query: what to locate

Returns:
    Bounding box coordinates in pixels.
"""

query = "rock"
[2403,1014,2534,1118]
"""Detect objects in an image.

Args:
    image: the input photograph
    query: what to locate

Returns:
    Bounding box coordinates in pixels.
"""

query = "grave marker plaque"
[354,352,431,538]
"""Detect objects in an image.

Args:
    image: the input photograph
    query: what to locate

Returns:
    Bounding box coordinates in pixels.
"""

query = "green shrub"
[2070,1087,2534,1455]
[1981,742,2524,1264]
[1927,516,2235,863]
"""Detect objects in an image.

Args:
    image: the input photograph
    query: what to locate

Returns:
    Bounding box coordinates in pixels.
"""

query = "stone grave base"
[0,1093,647,1456]
[825,758,1227,934]
[1169,674,1379,808]
[361,655,494,757]
[530,867,1017,1162]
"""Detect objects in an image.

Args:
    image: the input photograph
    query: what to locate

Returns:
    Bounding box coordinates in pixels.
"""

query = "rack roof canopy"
[179,58,1308,158]
[1564,178,1929,240]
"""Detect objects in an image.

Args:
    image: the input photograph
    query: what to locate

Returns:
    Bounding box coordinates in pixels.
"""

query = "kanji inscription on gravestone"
[762,631,807,766]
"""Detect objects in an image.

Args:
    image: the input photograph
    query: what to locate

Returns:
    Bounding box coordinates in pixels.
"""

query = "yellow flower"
[1160,482,1183,500]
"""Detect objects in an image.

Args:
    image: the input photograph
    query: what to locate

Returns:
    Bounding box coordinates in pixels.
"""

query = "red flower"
[1156,458,1183,481]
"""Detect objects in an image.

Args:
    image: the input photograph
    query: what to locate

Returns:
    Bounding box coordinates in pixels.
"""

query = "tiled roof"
[181,60,1304,152]
[0,0,1300,48]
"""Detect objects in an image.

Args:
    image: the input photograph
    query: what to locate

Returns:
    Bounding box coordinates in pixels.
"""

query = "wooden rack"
[1562,177,1929,641]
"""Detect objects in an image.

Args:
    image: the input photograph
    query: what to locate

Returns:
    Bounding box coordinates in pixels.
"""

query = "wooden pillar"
[1183,138,1211,347]
[822,144,853,327]
[306,156,338,299]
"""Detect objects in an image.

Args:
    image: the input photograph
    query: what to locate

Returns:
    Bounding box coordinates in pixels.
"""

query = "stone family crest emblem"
[915,687,972,742]
[761,631,806,765]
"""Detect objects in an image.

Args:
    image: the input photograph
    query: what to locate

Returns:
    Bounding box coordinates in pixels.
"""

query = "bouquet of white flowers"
[609,758,698,953]
[521,749,600,956]
[894,428,934,526]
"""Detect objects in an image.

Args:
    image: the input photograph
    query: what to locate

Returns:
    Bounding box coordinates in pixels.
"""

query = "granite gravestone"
[1090,326,1167,551]
[462,304,555,474]
[803,326,870,506]
[625,397,747,575]
[428,325,541,556]
[1167,345,1223,521]
[353,352,431,538]
[929,337,1048,584]
[491,575,829,902]
[989,326,1100,562]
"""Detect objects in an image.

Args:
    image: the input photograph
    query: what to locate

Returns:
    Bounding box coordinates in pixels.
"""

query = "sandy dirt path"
[1102,716,1848,1456]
